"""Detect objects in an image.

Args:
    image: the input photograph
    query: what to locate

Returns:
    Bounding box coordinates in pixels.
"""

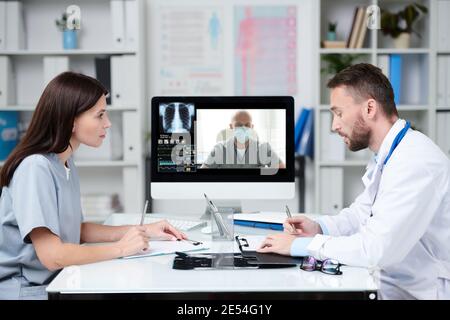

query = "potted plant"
[380,3,428,48]
[321,54,365,75]
[327,22,337,41]
[55,11,80,49]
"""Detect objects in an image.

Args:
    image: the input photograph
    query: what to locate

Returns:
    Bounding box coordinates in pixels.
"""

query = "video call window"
[156,103,286,173]
[196,109,286,168]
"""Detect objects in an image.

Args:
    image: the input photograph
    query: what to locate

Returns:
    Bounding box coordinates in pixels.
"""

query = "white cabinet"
[0,0,146,220]
[315,0,442,212]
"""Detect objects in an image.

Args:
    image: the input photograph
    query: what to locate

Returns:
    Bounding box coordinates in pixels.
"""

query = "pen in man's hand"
[285,205,297,234]
[140,200,149,226]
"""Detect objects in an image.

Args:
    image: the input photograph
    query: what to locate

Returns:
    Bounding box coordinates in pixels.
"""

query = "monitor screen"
[151,96,294,183]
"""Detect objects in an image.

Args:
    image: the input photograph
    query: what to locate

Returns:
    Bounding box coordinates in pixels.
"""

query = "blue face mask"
[233,126,252,144]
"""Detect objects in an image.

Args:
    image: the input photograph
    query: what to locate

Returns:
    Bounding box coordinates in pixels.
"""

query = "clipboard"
[172,252,260,270]
[235,235,303,265]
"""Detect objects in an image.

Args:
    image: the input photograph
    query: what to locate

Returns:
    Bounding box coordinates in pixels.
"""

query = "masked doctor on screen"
[258,63,450,300]
[201,110,285,169]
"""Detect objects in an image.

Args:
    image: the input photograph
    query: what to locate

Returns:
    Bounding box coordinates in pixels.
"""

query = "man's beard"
[347,116,370,152]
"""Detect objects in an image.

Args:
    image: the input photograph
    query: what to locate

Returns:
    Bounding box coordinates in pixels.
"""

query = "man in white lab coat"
[258,63,450,299]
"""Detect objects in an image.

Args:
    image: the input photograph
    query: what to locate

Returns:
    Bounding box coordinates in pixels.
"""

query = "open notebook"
[122,240,209,259]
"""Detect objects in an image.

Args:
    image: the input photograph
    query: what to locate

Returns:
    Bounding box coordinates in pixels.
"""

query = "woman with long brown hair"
[0,72,186,299]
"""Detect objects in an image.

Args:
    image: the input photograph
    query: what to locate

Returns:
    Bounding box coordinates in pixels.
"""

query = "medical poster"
[157,6,225,95]
[234,6,297,95]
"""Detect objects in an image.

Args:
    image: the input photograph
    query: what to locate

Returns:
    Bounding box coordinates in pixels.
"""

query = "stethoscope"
[373,120,411,166]
[383,120,411,166]
[369,120,411,217]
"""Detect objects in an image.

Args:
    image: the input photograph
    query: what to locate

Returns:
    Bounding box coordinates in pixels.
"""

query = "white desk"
[47,213,379,300]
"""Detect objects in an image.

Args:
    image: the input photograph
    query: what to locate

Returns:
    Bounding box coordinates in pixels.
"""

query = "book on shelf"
[43,56,69,87]
[0,111,19,161]
[124,0,138,50]
[377,54,390,77]
[355,7,369,49]
[346,6,368,49]
[390,54,402,106]
[436,112,450,158]
[110,0,126,49]
[320,167,343,215]
[0,2,5,50]
[2,1,25,50]
[122,111,139,161]
[321,40,346,49]
[110,0,138,50]
[320,111,344,161]
[0,56,15,107]
[437,56,449,107]
[111,55,138,107]
[437,0,450,51]
[95,56,112,105]
[296,108,314,159]
[294,108,310,153]
[377,54,404,106]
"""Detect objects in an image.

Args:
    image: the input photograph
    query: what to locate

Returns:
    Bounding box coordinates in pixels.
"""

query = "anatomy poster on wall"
[157,6,225,95]
[234,6,297,96]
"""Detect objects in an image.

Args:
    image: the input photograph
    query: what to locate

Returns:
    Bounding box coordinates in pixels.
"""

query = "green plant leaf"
[321,54,365,75]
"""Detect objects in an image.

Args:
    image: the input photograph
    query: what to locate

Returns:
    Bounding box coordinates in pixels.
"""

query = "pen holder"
[211,208,234,242]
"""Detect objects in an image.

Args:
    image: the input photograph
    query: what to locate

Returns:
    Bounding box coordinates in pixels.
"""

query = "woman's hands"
[115,226,149,257]
[143,220,188,241]
[115,221,187,258]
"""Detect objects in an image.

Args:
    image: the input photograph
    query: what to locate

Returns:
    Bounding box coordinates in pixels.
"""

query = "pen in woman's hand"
[140,200,149,226]
[177,238,203,246]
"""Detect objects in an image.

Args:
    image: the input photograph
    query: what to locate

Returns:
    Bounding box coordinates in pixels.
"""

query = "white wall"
[146,0,318,214]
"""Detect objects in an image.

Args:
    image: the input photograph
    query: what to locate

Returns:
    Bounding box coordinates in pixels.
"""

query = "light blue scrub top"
[0,153,83,299]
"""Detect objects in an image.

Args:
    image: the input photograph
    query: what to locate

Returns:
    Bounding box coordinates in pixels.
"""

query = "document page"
[123,240,209,259]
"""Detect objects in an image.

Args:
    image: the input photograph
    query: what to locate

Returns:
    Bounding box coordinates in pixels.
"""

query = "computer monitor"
[150,96,295,200]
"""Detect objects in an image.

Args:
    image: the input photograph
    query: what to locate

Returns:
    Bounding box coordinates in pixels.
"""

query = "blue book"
[294,108,311,154]
[389,54,402,105]
[234,220,283,231]
[298,109,314,159]
[0,111,19,161]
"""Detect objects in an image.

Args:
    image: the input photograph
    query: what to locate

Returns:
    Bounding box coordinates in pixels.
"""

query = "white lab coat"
[308,119,450,299]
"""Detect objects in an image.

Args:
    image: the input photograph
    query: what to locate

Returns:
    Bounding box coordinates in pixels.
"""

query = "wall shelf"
[0,0,146,214]
[75,161,138,168]
[319,161,368,167]
[0,105,138,112]
[376,48,430,54]
[0,49,137,56]
[316,0,436,213]
[319,48,372,54]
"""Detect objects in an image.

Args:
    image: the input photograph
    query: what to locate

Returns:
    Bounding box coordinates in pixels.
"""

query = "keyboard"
[144,217,207,231]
